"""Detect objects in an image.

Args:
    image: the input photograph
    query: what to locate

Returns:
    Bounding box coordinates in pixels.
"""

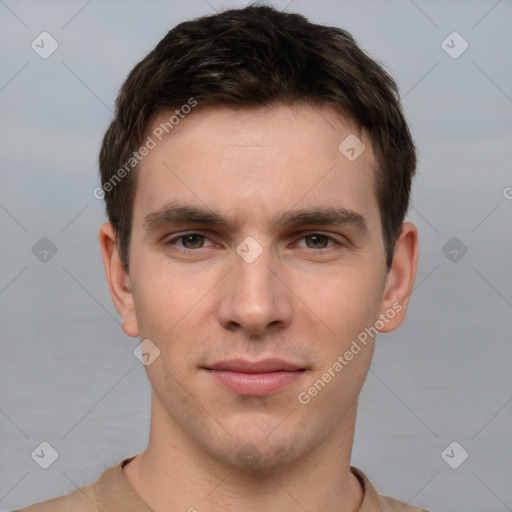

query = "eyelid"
[164,230,215,247]
[292,231,345,248]
[163,230,347,250]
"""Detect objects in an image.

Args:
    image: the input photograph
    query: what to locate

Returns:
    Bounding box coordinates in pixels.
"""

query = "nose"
[217,245,293,335]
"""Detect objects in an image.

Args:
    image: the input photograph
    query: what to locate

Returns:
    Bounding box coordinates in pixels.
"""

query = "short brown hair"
[99,4,416,271]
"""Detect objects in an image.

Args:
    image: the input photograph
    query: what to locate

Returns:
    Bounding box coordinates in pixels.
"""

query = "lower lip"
[205,369,304,396]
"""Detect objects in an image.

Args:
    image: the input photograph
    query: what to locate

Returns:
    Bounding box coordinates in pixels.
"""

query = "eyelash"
[163,231,343,253]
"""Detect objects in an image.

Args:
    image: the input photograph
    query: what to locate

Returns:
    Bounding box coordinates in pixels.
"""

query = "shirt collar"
[96,456,386,511]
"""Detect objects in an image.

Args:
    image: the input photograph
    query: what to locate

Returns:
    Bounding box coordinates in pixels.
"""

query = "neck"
[123,394,363,512]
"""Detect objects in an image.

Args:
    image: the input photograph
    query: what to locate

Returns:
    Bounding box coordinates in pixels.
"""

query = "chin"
[200,429,308,473]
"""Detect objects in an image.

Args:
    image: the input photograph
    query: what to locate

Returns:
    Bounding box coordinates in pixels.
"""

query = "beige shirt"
[13,456,429,512]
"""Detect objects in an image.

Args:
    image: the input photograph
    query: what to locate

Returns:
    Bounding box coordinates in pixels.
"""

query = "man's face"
[123,103,395,469]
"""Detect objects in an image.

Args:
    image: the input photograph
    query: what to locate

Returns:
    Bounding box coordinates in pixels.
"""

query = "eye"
[299,233,336,249]
[163,231,342,253]
[164,232,215,250]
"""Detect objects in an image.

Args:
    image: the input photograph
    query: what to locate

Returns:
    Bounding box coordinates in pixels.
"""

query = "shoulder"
[377,494,430,512]
[351,466,430,512]
[10,481,98,512]
[10,456,139,512]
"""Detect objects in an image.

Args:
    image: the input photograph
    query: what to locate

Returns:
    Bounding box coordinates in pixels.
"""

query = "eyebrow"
[143,202,368,235]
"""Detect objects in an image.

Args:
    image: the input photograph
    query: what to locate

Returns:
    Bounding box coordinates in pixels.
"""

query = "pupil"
[184,234,202,248]
[308,234,327,249]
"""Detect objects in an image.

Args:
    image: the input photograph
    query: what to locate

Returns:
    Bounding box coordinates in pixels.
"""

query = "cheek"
[131,258,206,336]
[294,270,381,412]
[292,263,384,341]
[130,261,215,380]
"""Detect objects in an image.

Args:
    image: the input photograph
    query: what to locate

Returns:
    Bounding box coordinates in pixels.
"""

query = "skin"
[99,103,418,512]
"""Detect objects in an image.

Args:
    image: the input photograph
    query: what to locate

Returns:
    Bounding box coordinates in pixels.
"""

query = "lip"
[206,358,305,373]
[203,358,306,396]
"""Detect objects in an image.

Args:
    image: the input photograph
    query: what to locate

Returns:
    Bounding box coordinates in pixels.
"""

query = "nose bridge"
[218,242,291,334]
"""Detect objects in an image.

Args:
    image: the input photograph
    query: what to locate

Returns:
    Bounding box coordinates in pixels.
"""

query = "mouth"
[202,358,307,396]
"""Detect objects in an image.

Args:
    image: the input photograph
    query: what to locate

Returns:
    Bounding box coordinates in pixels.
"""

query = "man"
[15,4,427,511]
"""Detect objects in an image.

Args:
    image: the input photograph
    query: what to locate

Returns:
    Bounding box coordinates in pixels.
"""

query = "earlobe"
[98,222,139,337]
[377,221,419,333]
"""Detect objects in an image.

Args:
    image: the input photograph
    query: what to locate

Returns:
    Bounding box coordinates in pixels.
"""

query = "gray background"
[1,0,511,511]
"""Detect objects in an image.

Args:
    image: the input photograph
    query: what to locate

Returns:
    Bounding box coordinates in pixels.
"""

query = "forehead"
[133,103,380,233]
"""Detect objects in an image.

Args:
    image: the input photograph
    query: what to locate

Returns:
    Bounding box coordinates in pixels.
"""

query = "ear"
[98,222,139,337]
[377,221,419,333]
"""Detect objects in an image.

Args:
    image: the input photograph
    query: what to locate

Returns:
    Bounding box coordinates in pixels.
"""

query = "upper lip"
[205,358,305,373]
